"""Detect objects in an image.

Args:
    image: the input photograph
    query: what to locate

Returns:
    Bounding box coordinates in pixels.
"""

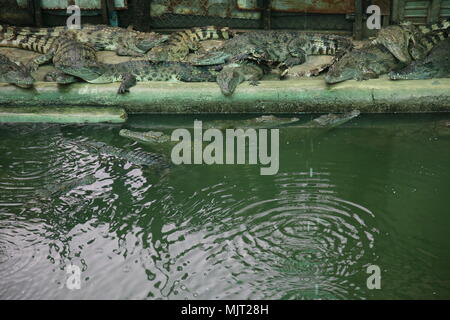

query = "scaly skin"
[325,43,404,84]
[191,31,353,67]
[65,138,171,168]
[0,32,219,92]
[302,110,360,128]
[119,129,171,144]
[204,115,301,129]
[389,38,450,80]
[36,175,96,199]
[60,60,221,94]
[146,26,234,62]
[0,53,35,87]
[0,33,101,83]
[373,19,450,63]
[216,62,268,96]
[0,24,169,56]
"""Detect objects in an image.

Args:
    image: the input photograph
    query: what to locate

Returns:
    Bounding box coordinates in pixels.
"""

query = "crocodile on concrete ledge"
[373,19,450,64]
[190,31,353,69]
[0,53,35,88]
[0,32,220,92]
[146,26,235,62]
[325,43,404,84]
[389,37,450,80]
[0,24,169,56]
[216,62,269,96]
[59,60,221,94]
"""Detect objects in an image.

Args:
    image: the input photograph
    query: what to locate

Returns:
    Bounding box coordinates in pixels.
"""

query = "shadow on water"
[0,113,449,299]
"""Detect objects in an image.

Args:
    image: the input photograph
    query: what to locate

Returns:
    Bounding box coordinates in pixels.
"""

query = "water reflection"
[0,114,449,299]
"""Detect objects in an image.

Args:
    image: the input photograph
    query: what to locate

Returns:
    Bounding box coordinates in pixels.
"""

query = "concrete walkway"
[0,78,449,113]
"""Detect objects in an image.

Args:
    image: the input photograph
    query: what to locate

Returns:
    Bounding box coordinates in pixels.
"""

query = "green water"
[0,113,449,300]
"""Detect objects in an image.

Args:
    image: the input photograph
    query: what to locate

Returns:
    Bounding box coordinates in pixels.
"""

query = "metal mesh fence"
[149,0,263,30]
[147,0,353,32]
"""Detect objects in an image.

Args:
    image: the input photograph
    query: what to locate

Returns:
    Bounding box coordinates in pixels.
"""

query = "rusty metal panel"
[373,0,391,15]
[16,0,127,10]
[236,0,259,10]
[237,0,355,14]
[270,0,355,14]
[150,0,261,19]
[441,0,450,17]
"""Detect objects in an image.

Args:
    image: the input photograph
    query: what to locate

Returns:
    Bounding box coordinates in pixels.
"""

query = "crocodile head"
[373,24,416,64]
[54,42,104,81]
[216,67,242,96]
[325,51,365,84]
[135,32,170,53]
[1,61,35,88]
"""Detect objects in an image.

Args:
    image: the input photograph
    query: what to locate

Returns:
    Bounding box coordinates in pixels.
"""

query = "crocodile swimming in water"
[119,113,358,149]
[146,26,234,62]
[120,116,302,145]
[0,24,169,56]
[190,31,353,69]
[389,37,450,80]
[65,138,171,168]
[325,43,404,84]
[0,53,35,87]
[299,110,361,128]
[373,19,450,63]
[120,129,171,145]
[35,175,97,199]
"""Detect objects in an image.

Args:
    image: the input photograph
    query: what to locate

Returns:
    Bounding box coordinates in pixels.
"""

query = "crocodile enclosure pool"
[0,113,449,300]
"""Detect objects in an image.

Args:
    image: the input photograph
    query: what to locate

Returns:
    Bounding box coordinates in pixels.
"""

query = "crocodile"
[389,37,450,80]
[325,43,404,84]
[373,19,450,63]
[119,113,356,147]
[60,60,221,93]
[190,31,353,68]
[119,115,301,150]
[300,110,360,128]
[146,26,234,62]
[0,33,220,92]
[0,53,35,87]
[64,138,171,168]
[35,175,96,199]
[0,24,169,56]
[0,33,100,82]
[216,62,269,96]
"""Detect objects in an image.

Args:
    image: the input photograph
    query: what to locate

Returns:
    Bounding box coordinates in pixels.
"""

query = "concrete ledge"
[0,78,449,113]
[0,106,127,123]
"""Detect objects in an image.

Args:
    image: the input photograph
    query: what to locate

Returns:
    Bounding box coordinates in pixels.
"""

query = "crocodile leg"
[44,71,79,84]
[27,50,55,72]
[118,73,137,94]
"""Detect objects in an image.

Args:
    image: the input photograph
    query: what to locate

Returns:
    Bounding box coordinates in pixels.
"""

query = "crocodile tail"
[417,27,450,50]
[171,26,235,48]
[416,18,450,33]
[0,24,65,37]
[310,35,353,57]
[0,33,59,53]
